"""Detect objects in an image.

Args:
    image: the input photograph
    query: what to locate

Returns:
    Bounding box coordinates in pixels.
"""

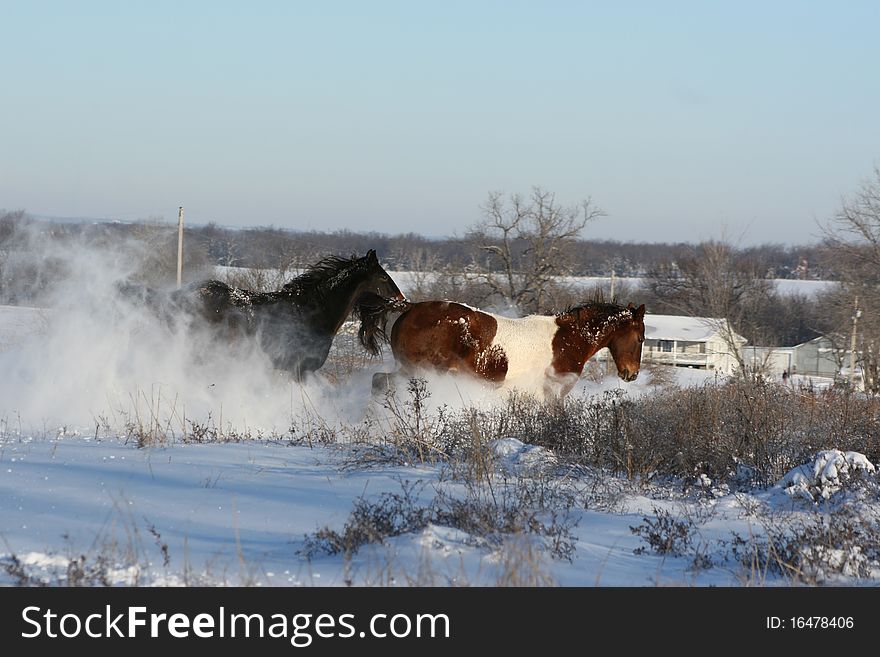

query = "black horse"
[121,250,405,380]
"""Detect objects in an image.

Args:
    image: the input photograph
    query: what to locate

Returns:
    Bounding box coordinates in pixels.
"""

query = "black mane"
[282,254,371,304]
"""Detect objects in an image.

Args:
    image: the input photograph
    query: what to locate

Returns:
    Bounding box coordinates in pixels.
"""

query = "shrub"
[300,478,579,562]
[437,380,880,489]
[732,510,880,584]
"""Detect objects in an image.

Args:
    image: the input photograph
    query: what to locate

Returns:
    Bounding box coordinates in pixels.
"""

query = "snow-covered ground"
[3,420,877,587]
[1,302,876,587]
[3,433,868,588]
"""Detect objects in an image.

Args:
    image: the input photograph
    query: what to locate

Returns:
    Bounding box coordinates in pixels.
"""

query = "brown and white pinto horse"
[358,296,646,400]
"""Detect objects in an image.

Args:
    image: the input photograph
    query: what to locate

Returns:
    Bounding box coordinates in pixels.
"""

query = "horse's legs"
[370,361,422,399]
[371,371,396,397]
[543,369,578,402]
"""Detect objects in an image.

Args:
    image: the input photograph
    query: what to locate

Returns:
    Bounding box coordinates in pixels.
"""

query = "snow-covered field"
[4,431,874,587]
[2,297,877,588]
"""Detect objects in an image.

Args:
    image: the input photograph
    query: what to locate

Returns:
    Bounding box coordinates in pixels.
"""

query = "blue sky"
[1,1,878,244]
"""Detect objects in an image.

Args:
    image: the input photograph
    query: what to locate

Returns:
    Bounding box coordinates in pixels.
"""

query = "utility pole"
[176,206,184,289]
[610,268,616,301]
[848,296,861,389]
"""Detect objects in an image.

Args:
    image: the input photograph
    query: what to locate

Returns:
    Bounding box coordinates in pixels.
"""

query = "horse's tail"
[356,292,411,356]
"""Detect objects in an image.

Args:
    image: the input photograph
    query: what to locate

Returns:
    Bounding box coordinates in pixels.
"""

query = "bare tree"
[646,239,774,375]
[826,166,880,269]
[468,187,604,313]
[821,166,880,393]
[201,221,241,268]
[389,243,484,304]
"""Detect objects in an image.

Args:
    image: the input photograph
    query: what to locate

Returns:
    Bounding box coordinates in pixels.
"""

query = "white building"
[641,314,746,374]
[741,346,795,376]
[742,336,846,379]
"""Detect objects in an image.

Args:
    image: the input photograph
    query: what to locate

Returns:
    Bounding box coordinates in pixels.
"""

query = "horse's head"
[608,303,646,382]
[360,249,406,301]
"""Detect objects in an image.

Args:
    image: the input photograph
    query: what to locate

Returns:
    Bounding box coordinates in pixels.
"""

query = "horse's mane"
[560,300,636,328]
[282,253,369,303]
[355,292,411,356]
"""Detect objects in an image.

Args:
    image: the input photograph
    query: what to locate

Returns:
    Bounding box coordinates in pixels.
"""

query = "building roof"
[644,314,743,343]
[795,335,839,347]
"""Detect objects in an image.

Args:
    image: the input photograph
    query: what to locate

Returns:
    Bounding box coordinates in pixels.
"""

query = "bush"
[300,478,579,562]
[732,510,880,584]
[434,380,880,489]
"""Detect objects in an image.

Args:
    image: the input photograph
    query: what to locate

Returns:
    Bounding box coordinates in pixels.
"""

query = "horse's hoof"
[371,372,395,397]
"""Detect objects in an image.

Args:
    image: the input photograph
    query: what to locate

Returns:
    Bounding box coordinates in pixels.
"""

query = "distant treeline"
[194,222,831,280]
[0,210,836,290]
[2,213,830,279]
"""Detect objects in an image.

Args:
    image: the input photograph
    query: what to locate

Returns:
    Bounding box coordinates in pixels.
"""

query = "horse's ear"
[634,304,646,320]
[367,249,378,263]
[627,302,634,310]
